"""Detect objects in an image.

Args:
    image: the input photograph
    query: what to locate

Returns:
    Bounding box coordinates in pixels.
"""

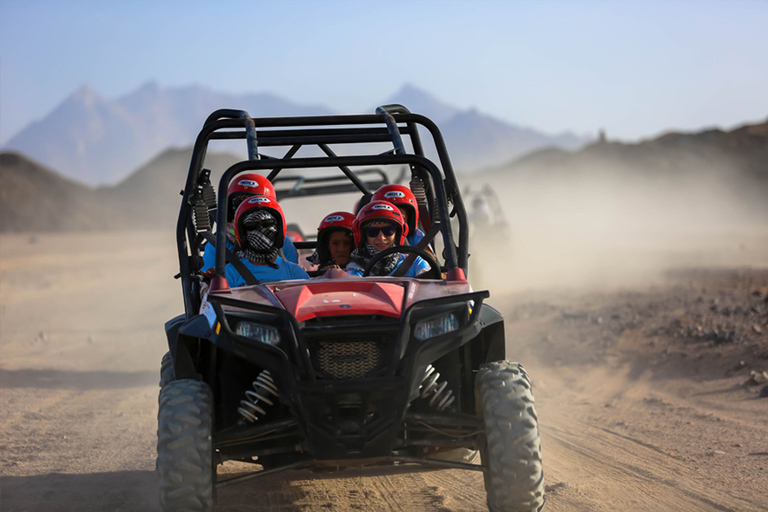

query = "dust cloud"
[466,165,768,294]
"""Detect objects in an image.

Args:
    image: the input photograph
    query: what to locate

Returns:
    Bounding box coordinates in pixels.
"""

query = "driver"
[224,195,309,287]
[345,200,431,277]
[371,184,425,246]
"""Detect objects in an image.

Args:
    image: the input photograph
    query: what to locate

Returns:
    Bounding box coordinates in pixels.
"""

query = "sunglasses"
[366,226,396,238]
[244,219,277,230]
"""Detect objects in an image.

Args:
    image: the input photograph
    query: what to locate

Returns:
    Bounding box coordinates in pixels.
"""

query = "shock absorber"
[238,370,279,423]
[419,365,455,411]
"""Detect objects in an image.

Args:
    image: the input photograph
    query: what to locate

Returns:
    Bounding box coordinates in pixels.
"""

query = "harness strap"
[201,232,260,286]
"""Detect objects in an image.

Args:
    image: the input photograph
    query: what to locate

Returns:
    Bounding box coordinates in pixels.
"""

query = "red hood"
[210,275,474,322]
[270,280,406,322]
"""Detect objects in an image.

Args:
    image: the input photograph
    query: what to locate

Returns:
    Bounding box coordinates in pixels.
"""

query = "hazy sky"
[1,0,767,145]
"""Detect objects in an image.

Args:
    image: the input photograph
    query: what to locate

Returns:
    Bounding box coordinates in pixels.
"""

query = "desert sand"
[1,229,767,511]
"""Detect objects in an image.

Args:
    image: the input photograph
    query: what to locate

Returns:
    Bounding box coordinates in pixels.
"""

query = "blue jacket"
[203,237,299,270]
[407,228,426,247]
[225,255,309,288]
[346,253,431,278]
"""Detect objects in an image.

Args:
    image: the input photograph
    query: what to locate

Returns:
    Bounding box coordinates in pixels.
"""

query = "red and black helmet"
[351,200,408,247]
[233,195,287,249]
[226,173,275,221]
[371,184,418,235]
[316,211,355,262]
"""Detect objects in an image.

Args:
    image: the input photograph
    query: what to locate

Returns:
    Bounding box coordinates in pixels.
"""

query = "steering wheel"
[362,246,442,279]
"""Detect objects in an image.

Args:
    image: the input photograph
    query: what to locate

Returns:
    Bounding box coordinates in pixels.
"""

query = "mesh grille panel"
[316,341,381,379]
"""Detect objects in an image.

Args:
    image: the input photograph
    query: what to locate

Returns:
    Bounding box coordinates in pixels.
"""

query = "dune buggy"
[158,106,544,511]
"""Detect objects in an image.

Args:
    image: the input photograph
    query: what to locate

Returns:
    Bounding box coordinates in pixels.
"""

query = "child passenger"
[306,211,355,271]
[345,201,431,278]
[224,196,309,287]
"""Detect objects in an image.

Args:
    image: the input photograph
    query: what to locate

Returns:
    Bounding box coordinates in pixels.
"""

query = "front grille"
[316,341,381,379]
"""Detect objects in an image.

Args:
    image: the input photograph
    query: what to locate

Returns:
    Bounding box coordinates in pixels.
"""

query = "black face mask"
[238,210,279,266]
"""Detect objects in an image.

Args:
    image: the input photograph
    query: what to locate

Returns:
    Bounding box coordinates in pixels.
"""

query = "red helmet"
[318,211,355,234]
[233,195,287,249]
[227,173,275,221]
[286,231,304,243]
[352,200,408,247]
[371,184,418,235]
[316,211,355,263]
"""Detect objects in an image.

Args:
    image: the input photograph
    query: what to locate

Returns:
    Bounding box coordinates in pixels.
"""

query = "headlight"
[414,313,459,340]
[234,321,280,345]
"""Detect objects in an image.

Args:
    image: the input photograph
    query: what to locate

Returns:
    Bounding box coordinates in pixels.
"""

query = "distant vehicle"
[157,106,544,511]
[465,184,509,235]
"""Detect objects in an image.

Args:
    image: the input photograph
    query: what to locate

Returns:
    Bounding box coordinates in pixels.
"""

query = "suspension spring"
[238,370,279,423]
[419,364,455,411]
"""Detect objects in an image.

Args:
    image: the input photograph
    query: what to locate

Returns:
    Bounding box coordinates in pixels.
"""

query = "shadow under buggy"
[159,106,544,511]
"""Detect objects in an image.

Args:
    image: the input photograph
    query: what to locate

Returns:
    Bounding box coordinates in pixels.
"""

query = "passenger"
[306,211,355,271]
[224,195,309,287]
[346,200,431,277]
[353,193,373,214]
[202,173,298,269]
[371,184,426,246]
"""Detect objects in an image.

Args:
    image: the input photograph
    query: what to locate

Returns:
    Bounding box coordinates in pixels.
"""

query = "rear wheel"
[157,379,214,512]
[476,361,544,512]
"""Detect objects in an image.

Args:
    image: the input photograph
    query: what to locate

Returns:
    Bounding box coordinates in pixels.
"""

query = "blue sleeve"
[288,261,310,280]
[204,238,237,270]
[202,243,215,270]
[225,263,246,288]
[346,262,364,277]
[404,256,431,277]
[282,238,299,263]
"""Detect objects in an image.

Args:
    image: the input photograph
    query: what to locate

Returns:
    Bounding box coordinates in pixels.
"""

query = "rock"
[544,482,567,493]
[760,384,768,398]
[742,370,768,387]
[753,324,763,334]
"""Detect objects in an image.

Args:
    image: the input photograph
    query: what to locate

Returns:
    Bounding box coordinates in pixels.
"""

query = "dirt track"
[1,231,767,511]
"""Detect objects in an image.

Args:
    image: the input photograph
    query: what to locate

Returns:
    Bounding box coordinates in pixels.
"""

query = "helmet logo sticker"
[238,180,259,188]
[384,191,406,199]
[324,215,345,222]
[247,196,272,204]
[371,204,394,211]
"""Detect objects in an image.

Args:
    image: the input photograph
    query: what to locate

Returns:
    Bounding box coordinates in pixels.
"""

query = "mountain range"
[1,82,589,186]
[1,118,765,233]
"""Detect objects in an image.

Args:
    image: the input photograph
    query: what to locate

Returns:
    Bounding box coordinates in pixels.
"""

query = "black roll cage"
[176,108,471,319]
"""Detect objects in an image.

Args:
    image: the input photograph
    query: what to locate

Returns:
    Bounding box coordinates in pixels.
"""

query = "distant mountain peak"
[70,84,103,107]
[382,84,459,123]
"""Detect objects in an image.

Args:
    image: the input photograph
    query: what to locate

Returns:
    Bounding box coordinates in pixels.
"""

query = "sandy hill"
[482,119,768,185]
[1,119,766,233]
[0,152,120,232]
[0,149,239,233]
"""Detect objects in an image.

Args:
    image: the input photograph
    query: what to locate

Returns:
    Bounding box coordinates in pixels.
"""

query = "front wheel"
[159,351,174,388]
[157,379,214,512]
[476,361,544,512]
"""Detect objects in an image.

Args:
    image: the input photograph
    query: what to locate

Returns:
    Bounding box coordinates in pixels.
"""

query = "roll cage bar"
[177,107,470,319]
[272,167,398,202]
